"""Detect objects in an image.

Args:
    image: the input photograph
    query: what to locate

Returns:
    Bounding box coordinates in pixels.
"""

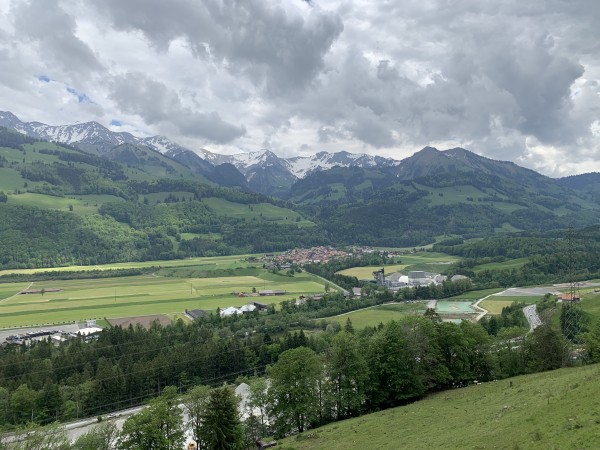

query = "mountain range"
[5,110,599,201]
[0,111,400,195]
[4,109,600,267]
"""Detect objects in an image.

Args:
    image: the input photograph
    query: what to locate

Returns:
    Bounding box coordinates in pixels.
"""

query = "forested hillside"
[4,124,600,267]
[434,226,600,287]
[0,129,323,269]
[286,149,600,246]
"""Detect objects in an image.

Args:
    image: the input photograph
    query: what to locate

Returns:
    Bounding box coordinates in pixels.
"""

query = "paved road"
[65,406,144,442]
[523,304,542,331]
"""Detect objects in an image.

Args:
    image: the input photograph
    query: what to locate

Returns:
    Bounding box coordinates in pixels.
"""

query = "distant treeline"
[435,227,600,288]
[0,268,154,283]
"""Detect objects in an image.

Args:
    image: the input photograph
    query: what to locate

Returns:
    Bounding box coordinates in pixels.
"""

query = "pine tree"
[199,386,244,450]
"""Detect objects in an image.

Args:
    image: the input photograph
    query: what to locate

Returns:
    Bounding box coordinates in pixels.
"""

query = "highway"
[522,304,542,331]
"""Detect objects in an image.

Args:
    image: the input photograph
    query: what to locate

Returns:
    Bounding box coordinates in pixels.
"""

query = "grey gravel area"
[496,287,561,297]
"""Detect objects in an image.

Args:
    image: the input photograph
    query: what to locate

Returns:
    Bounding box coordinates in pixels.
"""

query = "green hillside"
[279,364,600,450]
[287,149,600,247]
[0,129,323,269]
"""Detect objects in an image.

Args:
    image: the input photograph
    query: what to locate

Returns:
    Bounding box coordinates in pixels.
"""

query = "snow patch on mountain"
[198,149,400,179]
[0,110,401,182]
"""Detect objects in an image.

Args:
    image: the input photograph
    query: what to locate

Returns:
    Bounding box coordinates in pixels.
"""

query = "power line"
[562,225,584,364]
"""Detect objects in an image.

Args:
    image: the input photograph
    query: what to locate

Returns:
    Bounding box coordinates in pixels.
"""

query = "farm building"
[239,304,257,313]
[252,301,269,311]
[259,289,286,296]
[559,293,581,302]
[220,304,261,317]
[186,309,210,320]
[220,306,242,317]
[451,274,469,282]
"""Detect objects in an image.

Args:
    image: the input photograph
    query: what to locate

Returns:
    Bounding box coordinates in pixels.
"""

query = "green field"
[479,299,518,315]
[417,183,495,206]
[0,283,29,301]
[202,197,314,226]
[478,295,539,315]
[336,264,407,279]
[448,288,505,300]
[0,270,329,328]
[6,192,124,216]
[436,301,476,314]
[580,292,600,318]
[279,364,600,449]
[336,252,459,279]
[328,303,425,328]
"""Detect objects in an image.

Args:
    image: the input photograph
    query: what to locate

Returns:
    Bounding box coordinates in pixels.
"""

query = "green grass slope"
[279,365,600,450]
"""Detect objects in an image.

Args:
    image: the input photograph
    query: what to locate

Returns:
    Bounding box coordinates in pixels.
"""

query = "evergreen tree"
[199,386,244,450]
[344,318,355,334]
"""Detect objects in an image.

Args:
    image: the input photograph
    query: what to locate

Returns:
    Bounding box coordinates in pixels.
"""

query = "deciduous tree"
[267,347,323,437]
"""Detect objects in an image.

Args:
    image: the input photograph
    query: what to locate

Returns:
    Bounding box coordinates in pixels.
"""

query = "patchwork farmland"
[0,270,330,328]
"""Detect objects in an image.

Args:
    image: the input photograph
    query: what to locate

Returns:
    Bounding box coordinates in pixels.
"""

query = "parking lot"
[0,323,82,344]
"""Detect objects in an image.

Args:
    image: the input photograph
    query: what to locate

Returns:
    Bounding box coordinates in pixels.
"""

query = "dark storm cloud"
[12,0,102,75]
[93,0,343,96]
[110,72,245,143]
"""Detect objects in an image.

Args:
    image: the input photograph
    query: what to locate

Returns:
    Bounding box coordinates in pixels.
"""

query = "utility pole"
[562,225,583,364]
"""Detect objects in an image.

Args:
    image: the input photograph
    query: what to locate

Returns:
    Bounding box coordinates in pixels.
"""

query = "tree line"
[2,314,580,449]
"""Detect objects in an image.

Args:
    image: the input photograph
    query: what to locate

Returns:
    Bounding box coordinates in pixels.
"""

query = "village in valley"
[208,245,470,319]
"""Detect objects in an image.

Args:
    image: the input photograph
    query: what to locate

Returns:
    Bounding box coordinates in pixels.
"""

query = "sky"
[0,0,599,176]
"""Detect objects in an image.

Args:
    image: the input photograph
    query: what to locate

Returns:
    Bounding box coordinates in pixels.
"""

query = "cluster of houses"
[261,245,415,267]
[263,246,352,265]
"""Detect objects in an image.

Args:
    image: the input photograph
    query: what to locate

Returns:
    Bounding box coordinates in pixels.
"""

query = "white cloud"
[0,0,598,175]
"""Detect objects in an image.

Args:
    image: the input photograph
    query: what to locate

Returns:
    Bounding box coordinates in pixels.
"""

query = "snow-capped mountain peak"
[0,110,402,197]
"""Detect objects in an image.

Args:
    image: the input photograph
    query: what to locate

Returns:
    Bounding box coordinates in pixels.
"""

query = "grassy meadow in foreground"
[0,271,328,328]
[279,364,600,450]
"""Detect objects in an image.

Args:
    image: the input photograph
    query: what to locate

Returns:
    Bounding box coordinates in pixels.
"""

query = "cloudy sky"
[0,0,599,176]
